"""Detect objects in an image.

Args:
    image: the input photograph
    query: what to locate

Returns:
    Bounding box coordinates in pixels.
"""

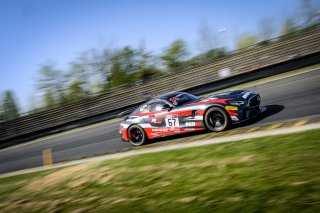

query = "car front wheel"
[204,107,229,132]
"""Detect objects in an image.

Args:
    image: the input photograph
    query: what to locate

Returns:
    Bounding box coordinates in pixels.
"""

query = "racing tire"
[128,125,147,146]
[204,107,229,132]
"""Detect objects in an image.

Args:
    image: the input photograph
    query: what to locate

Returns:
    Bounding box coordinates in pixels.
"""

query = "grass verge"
[1,129,320,212]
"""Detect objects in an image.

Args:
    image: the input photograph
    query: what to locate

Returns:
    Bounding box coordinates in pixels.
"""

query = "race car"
[119,90,261,145]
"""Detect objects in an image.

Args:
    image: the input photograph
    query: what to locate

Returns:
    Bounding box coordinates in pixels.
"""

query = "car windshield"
[167,93,199,106]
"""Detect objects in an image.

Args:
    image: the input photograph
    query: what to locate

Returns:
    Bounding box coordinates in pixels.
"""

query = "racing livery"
[119,90,261,145]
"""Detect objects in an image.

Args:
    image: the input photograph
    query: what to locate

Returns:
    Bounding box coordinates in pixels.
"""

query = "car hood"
[201,90,255,100]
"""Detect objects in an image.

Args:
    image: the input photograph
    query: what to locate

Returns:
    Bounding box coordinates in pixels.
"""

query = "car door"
[153,100,182,135]
[146,100,178,138]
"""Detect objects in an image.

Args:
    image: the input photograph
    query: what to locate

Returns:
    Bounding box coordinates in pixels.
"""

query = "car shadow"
[232,104,284,129]
[149,104,284,145]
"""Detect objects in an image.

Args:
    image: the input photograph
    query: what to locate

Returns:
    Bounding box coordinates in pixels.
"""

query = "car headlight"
[227,101,245,106]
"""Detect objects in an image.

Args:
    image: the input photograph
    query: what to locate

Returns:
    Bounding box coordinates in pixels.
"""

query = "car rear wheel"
[128,125,147,146]
[204,107,229,132]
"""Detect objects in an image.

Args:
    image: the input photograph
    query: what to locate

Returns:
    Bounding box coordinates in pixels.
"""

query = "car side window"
[132,101,169,115]
[139,103,152,113]
[149,101,167,112]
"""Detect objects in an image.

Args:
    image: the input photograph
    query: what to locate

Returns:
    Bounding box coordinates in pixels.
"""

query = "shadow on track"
[232,104,284,129]
[148,104,284,145]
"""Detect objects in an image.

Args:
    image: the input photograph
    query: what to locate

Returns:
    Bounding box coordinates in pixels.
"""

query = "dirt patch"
[227,197,242,202]
[290,181,309,186]
[178,196,199,203]
[238,155,257,163]
[111,197,129,204]
[25,163,93,192]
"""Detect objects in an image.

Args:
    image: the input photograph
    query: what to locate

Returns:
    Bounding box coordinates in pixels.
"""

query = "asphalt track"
[0,70,319,174]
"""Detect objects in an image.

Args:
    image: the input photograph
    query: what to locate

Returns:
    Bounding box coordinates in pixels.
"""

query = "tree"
[196,21,219,53]
[108,57,131,88]
[88,48,113,90]
[106,46,137,88]
[1,90,19,120]
[300,0,320,27]
[188,48,226,66]
[236,34,257,50]
[107,45,161,86]
[26,94,41,114]
[117,46,136,74]
[36,61,67,107]
[136,43,154,70]
[258,17,275,41]
[43,91,56,108]
[68,54,92,92]
[134,42,160,82]
[0,93,4,121]
[134,67,160,82]
[87,46,142,90]
[161,39,189,72]
[67,81,88,103]
[280,19,297,36]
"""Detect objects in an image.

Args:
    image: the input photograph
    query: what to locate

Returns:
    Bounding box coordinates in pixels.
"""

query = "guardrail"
[1,26,320,143]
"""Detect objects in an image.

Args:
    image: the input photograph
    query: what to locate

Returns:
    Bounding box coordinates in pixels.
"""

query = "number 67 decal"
[165,115,179,127]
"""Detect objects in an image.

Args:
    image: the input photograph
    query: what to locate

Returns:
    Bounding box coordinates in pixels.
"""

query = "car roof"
[155,92,186,100]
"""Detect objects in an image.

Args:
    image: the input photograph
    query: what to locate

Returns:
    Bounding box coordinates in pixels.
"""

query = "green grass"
[1,130,320,212]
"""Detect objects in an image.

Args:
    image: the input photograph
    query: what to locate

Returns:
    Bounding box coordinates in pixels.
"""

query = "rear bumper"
[119,127,129,142]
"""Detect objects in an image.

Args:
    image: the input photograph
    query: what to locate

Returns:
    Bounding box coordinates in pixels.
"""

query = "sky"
[0,0,301,112]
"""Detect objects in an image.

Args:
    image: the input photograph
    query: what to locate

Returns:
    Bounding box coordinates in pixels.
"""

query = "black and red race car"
[119,90,261,145]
